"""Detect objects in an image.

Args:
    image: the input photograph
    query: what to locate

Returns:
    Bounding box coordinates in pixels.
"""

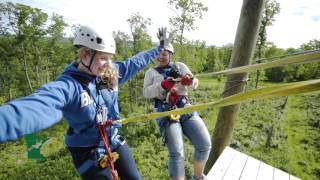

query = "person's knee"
[197,138,212,152]
[194,142,211,161]
[169,150,185,160]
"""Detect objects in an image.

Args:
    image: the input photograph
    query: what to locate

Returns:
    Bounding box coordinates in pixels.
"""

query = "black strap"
[70,73,90,90]
[67,73,94,135]
[154,63,181,79]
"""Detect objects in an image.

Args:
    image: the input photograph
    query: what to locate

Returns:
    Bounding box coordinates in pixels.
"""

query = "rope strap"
[97,120,118,180]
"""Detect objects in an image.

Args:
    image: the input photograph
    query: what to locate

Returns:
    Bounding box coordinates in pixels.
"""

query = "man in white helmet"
[0,25,172,180]
[143,43,211,180]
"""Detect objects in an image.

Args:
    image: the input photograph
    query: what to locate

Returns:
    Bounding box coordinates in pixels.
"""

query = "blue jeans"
[157,114,212,178]
[68,143,142,180]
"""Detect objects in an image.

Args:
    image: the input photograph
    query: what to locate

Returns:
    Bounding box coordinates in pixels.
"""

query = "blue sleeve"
[0,80,73,142]
[115,47,160,85]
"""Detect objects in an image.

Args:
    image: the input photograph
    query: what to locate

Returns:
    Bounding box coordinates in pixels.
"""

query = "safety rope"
[112,50,320,125]
[251,49,320,63]
[115,79,320,125]
[222,77,249,96]
[97,120,118,180]
[195,49,320,77]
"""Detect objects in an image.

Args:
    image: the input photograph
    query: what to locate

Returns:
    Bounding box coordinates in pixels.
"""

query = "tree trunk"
[21,43,33,93]
[46,57,50,83]
[255,45,263,88]
[204,0,265,174]
[255,69,261,88]
[9,88,12,101]
[36,65,40,86]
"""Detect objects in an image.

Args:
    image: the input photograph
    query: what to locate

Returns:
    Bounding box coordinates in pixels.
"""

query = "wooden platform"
[206,147,300,180]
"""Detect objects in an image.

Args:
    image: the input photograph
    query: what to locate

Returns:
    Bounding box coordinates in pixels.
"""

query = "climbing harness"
[166,86,181,121]
[153,63,197,121]
[97,119,119,180]
[91,81,119,180]
[69,73,119,180]
[154,63,183,121]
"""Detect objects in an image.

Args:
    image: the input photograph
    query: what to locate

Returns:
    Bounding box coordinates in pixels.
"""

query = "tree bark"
[204,0,265,174]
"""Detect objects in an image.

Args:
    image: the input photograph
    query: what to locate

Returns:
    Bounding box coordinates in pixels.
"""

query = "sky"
[5,0,320,49]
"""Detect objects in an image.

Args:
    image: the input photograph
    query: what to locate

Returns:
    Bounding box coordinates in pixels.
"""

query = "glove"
[157,27,173,50]
[169,88,180,105]
[161,78,176,90]
[109,122,123,150]
[181,74,193,86]
[108,122,122,138]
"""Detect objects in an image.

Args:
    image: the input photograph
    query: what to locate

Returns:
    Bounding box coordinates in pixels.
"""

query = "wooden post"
[204,0,266,174]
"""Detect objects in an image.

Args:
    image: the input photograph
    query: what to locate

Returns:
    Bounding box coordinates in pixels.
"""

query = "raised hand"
[157,27,174,51]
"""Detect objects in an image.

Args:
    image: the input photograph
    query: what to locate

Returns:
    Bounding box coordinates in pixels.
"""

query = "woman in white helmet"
[143,44,211,180]
[0,25,172,180]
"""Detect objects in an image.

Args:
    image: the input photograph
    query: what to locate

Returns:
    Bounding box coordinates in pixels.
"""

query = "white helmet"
[166,43,174,54]
[73,25,116,54]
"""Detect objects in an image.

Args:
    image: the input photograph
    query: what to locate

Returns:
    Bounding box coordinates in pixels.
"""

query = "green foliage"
[0,2,71,100]
[168,0,208,59]
[0,121,79,179]
[232,88,320,180]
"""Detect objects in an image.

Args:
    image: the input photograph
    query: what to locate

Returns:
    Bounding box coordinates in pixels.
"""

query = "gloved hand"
[157,27,173,51]
[161,78,176,90]
[108,122,122,138]
[109,122,123,150]
[181,74,193,86]
[169,88,180,105]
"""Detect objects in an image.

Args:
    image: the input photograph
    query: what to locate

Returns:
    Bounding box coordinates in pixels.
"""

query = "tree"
[300,39,320,50]
[254,0,280,88]
[0,2,48,93]
[127,12,153,54]
[168,0,208,60]
[46,13,68,82]
[113,31,132,60]
[264,44,286,82]
[296,39,320,81]
[0,2,70,99]
[205,0,266,173]
[125,13,153,111]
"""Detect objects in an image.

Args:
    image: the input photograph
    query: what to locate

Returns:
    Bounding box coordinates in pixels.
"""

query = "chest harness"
[70,73,119,180]
[154,63,193,121]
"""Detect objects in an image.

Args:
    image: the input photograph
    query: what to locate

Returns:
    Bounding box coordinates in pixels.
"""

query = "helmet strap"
[80,49,97,73]
[169,53,173,63]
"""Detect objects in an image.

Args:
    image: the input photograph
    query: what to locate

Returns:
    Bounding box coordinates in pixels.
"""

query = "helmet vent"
[96,37,102,44]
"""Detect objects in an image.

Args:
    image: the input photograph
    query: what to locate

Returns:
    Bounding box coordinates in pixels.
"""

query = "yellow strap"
[116,79,320,125]
[114,51,320,125]
[99,152,119,168]
[169,114,181,121]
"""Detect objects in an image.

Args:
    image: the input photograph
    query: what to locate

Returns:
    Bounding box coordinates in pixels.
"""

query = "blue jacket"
[0,47,160,147]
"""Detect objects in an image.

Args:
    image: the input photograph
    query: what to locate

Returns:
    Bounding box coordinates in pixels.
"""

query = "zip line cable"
[250,48,320,63]
[195,49,320,77]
